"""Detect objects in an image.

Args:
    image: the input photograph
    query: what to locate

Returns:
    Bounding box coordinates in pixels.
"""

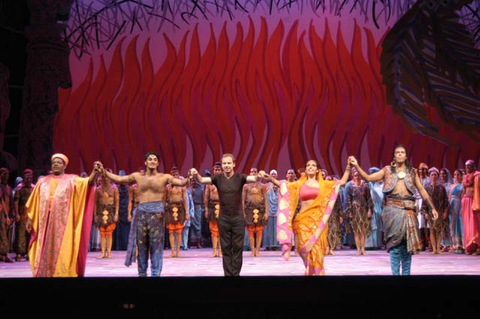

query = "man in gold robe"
[26,153,98,277]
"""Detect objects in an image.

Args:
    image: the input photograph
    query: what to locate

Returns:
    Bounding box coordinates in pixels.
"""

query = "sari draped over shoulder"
[26,174,95,277]
[277,174,341,275]
[473,172,480,213]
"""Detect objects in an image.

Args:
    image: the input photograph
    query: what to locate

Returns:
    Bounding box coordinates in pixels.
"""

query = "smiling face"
[439,169,448,182]
[221,155,235,175]
[453,170,463,183]
[305,160,318,176]
[145,154,159,171]
[51,158,66,175]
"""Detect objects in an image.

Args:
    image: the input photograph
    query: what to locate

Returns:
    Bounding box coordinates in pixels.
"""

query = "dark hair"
[306,159,318,167]
[144,151,160,161]
[305,159,322,178]
[391,144,413,174]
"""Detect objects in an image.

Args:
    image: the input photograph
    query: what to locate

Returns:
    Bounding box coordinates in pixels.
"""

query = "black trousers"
[218,213,245,276]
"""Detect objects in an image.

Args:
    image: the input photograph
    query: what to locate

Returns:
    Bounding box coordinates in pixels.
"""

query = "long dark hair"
[391,144,414,174]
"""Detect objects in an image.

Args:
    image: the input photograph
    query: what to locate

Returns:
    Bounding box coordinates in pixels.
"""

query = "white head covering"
[51,153,69,166]
[440,168,453,184]
[269,169,277,175]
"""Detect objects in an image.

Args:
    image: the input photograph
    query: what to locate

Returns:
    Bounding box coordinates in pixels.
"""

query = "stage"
[1,249,479,318]
[2,248,480,277]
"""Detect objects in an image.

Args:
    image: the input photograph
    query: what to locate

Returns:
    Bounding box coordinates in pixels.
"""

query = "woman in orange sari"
[261,159,351,275]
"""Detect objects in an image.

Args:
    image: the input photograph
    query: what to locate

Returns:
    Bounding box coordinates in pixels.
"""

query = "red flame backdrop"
[55,16,480,176]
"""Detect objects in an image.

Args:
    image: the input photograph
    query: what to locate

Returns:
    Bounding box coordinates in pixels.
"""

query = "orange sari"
[286,174,341,275]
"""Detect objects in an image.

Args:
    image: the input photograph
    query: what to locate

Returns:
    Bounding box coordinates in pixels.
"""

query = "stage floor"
[2,248,480,319]
[2,248,479,277]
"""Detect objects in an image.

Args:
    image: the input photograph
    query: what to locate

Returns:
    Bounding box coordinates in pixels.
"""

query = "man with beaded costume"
[242,167,268,257]
[204,162,223,257]
[165,167,189,258]
[94,170,119,258]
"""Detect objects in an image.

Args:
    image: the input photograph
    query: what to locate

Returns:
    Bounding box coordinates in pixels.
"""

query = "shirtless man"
[165,167,189,258]
[204,162,223,257]
[94,171,119,258]
[96,152,190,277]
[243,168,268,257]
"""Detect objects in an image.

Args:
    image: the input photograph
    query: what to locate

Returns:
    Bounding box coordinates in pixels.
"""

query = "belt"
[385,198,416,210]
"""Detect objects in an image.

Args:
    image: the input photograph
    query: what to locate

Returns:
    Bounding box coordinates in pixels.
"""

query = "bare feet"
[107,252,112,258]
[210,250,218,258]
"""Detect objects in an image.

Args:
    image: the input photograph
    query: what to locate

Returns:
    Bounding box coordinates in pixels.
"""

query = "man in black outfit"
[190,153,261,276]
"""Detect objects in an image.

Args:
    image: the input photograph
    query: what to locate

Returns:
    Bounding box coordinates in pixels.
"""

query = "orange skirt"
[246,224,265,236]
[166,222,183,234]
[98,223,117,237]
[209,221,219,237]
